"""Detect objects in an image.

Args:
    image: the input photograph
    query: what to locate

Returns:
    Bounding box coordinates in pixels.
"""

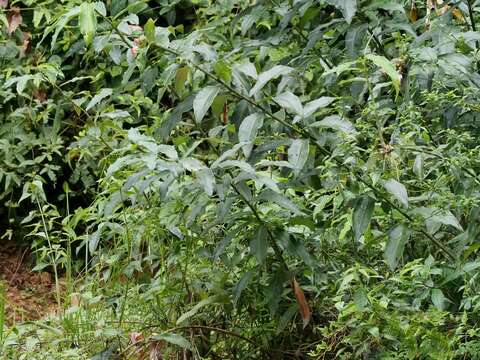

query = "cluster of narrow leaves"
[3,0,480,358]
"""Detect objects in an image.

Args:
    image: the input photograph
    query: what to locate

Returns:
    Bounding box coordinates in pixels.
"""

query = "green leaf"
[383,179,409,208]
[197,168,215,196]
[249,65,293,96]
[176,295,222,325]
[275,92,303,115]
[384,224,410,271]
[214,61,232,84]
[365,54,400,96]
[193,86,220,123]
[302,97,335,118]
[288,139,309,176]
[330,0,357,24]
[352,195,375,241]
[238,113,263,158]
[431,288,447,310]
[250,225,268,264]
[152,333,193,351]
[144,18,156,43]
[79,3,97,46]
[413,154,424,180]
[233,270,255,307]
[310,115,355,133]
[86,88,113,111]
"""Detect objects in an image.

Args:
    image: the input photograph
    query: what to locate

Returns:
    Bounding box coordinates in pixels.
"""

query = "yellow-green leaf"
[79,3,97,46]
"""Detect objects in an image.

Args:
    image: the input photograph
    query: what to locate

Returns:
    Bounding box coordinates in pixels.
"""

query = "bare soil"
[0,242,58,324]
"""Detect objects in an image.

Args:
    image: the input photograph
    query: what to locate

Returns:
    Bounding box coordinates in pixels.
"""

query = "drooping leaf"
[193,86,220,123]
[385,224,410,271]
[383,179,409,208]
[79,3,97,46]
[292,278,311,328]
[233,270,255,307]
[352,195,375,241]
[238,113,263,158]
[250,225,269,264]
[249,65,293,96]
[329,0,357,24]
[196,168,215,196]
[7,7,22,35]
[288,139,309,175]
[365,54,401,96]
[431,288,447,310]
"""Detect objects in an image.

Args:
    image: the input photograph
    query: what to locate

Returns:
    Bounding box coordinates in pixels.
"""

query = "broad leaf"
[383,179,409,208]
[193,86,220,123]
[238,113,263,158]
[352,195,375,241]
[275,92,303,115]
[365,54,401,96]
[288,139,309,175]
[385,224,410,271]
[249,65,293,96]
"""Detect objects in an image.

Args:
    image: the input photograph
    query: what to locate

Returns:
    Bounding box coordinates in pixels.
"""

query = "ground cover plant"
[2,0,480,358]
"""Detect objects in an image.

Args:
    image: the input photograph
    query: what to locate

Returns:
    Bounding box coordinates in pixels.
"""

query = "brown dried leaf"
[70,293,80,307]
[292,277,311,329]
[19,31,30,58]
[33,89,47,102]
[129,331,144,345]
[452,8,464,21]
[409,1,418,22]
[8,7,22,35]
[0,0,8,8]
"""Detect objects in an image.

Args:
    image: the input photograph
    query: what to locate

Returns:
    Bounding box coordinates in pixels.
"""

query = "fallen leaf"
[70,293,80,307]
[129,331,144,345]
[292,277,311,328]
[8,7,22,35]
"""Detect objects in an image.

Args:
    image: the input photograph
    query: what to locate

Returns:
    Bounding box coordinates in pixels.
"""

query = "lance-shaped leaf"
[288,139,309,176]
[238,113,263,158]
[233,270,255,307]
[352,195,375,241]
[193,85,220,123]
[303,97,335,118]
[365,54,401,96]
[293,278,311,328]
[383,179,409,208]
[385,224,410,271]
[329,0,357,23]
[152,333,193,351]
[250,225,269,264]
[79,3,97,46]
[249,65,293,96]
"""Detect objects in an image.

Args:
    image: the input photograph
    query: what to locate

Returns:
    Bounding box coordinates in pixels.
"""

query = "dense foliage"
[3,0,480,358]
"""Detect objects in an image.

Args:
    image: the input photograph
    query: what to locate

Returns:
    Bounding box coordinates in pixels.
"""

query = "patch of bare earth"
[0,242,58,324]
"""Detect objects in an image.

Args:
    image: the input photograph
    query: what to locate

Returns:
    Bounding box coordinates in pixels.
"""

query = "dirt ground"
[0,241,59,324]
